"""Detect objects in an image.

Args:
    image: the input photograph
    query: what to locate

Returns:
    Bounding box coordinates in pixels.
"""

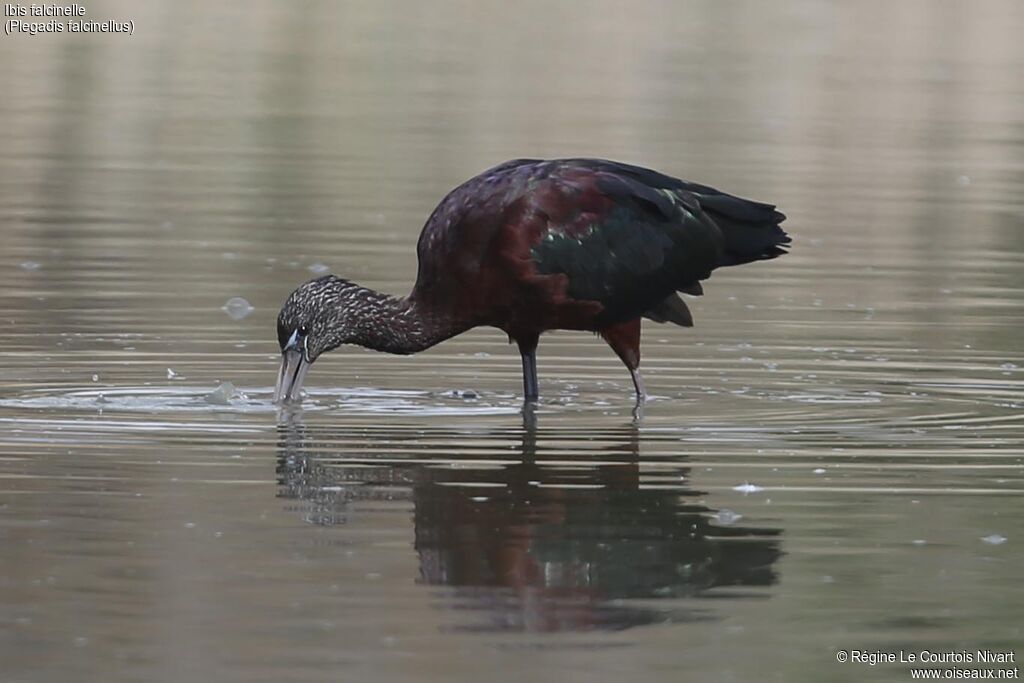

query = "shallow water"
[2,1,1023,681]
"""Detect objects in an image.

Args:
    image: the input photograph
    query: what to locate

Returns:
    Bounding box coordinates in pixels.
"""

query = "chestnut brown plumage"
[274,158,790,403]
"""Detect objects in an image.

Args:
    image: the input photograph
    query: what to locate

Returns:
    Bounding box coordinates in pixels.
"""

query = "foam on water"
[0,385,547,417]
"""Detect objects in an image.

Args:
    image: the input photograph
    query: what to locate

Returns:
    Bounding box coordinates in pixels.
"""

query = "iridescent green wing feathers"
[411,158,789,328]
[528,159,789,326]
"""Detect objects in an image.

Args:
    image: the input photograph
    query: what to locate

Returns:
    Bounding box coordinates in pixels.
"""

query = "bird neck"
[347,287,464,355]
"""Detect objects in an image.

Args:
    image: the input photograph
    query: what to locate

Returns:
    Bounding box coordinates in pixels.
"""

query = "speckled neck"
[345,288,464,355]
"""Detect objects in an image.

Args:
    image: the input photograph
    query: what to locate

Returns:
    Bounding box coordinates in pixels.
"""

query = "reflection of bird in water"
[276,418,781,632]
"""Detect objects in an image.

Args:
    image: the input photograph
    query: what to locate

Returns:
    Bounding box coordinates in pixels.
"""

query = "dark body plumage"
[413,158,787,331]
[274,158,790,403]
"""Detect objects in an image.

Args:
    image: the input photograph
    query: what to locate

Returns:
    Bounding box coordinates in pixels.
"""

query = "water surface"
[1,1,1022,681]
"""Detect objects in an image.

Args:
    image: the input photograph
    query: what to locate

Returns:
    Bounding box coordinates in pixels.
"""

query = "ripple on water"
[0,386,276,414]
[0,385,536,418]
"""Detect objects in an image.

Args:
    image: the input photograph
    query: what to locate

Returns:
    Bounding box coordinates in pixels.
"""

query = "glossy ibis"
[275,158,789,404]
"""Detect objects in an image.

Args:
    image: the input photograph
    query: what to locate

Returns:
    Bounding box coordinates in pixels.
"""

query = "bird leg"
[629,367,646,399]
[599,319,646,401]
[516,334,540,402]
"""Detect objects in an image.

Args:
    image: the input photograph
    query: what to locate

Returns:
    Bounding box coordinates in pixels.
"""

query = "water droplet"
[448,389,478,400]
[981,534,1007,545]
[205,382,246,405]
[732,482,764,494]
[91,374,99,382]
[715,509,743,525]
[956,174,971,186]
[20,261,41,271]
[222,297,254,320]
[813,468,826,474]
[308,262,330,274]
[166,368,177,380]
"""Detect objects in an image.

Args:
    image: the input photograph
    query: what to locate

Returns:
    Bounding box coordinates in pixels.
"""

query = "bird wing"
[412,158,788,328]
[524,159,788,325]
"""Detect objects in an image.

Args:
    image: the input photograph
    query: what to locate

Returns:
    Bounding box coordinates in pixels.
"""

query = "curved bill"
[274,349,311,403]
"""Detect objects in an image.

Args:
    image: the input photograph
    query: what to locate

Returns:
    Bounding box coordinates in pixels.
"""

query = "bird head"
[274,275,359,403]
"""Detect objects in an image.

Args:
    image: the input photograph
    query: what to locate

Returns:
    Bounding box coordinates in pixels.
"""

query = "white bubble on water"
[20,261,41,271]
[732,482,764,494]
[222,297,254,320]
[715,509,743,525]
[205,382,247,405]
[981,534,1007,546]
[308,262,330,274]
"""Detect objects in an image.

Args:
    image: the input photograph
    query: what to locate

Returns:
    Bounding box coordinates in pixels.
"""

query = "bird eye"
[298,325,308,336]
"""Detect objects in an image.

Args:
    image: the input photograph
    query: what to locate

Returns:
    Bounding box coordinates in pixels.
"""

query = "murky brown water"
[2,1,1023,681]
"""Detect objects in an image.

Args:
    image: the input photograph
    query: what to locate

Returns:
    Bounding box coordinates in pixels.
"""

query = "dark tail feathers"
[697,193,791,267]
